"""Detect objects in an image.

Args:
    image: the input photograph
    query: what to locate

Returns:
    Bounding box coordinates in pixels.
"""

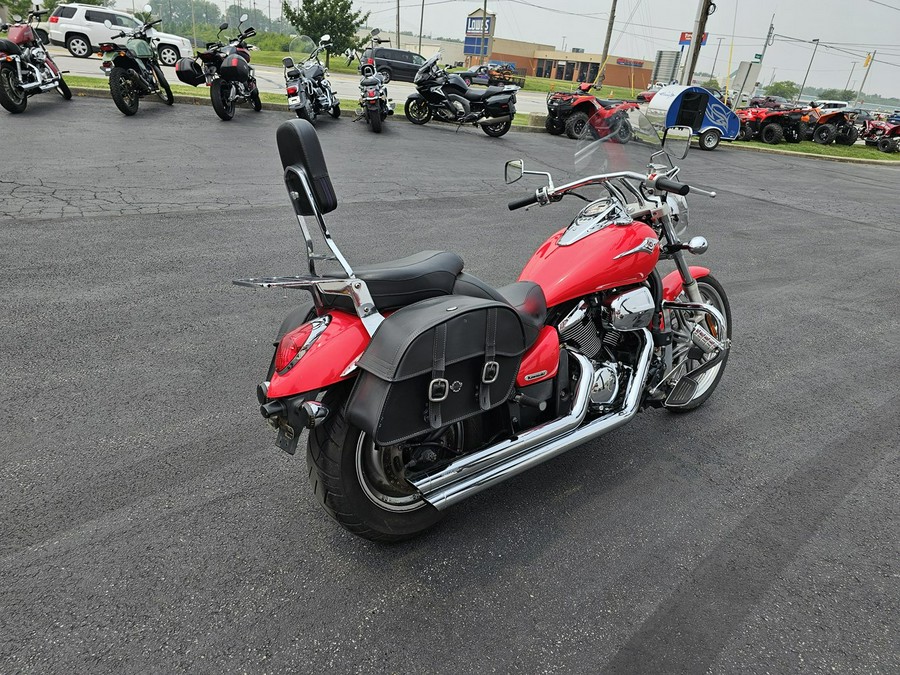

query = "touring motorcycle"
[281,34,340,122]
[235,108,731,542]
[345,29,394,133]
[0,9,71,114]
[98,6,173,116]
[174,14,261,120]
[405,51,519,137]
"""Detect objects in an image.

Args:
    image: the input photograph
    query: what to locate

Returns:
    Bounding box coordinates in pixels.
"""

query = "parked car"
[747,95,790,108]
[808,99,848,110]
[360,45,426,83]
[843,108,873,123]
[42,2,192,65]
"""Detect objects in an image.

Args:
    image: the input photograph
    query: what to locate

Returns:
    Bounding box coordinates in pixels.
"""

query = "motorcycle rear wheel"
[0,66,27,114]
[367,104,382,133]
[307,387,461,542]
[109,67,139,116]
[404,98,431,125]
[211,80,235,120]
[482,119,512,137]
[664,275,732,413]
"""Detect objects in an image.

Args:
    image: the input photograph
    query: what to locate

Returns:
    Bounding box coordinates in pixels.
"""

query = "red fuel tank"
[518,220,660,308]
[8,24,35,45]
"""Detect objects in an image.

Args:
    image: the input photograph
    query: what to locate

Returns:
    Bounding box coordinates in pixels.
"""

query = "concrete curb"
[714,141,900,166]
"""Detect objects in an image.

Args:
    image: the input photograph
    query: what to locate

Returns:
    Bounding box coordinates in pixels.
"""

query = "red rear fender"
[267,310,370,399]
[662,267,710,300]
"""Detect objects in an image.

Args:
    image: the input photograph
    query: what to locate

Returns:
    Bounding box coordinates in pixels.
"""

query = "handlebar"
[508,192,540,211]
[652,176,690,196]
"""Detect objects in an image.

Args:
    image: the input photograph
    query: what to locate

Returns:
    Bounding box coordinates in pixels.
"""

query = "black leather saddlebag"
[175,57,205,86]
[348,295,527,446]
[219,53,251,83]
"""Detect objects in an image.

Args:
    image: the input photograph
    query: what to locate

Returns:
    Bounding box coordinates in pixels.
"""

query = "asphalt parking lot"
[1,96,898,674]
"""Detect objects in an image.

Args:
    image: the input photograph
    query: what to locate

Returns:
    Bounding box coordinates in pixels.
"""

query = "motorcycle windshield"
[289,35,317,64]
[414,51,441,83]
[573,106,674,176]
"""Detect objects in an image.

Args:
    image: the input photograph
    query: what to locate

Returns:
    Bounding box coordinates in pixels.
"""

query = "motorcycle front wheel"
[329,102,340,119]
[56,76,72,100]
[307,388,462,542]
[109,67,139,116]
[250,89,262,112]
[0,65,27,113]
[210,80,235,120]
[404,98,431,125]
[482,119,512,137]
[367,104,382,133]
[152,63,174,105]
[664,275,732,412]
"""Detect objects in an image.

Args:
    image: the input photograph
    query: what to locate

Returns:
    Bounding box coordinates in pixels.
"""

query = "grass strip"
[737,139,900,162]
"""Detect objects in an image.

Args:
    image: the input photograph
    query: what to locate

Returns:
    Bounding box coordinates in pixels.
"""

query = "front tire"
[877,137,898,153]
[482,119,512,137]
[250,89,262,111]
[545,115,564,135]
[56,76,72,100]
[0,65,28,114]
[109,67,139,116]
[151,63,174,105]
[835,125,858,145]
[404,97,432,125]
[367,104,382,132]
[813,123,837,144]
[565,111,589,139]
[329,102,341,119]
[66,34,92,58]
[307,389,448,542]
[665,275,732,413]
[210,79,235,120]
[157,45,179,67]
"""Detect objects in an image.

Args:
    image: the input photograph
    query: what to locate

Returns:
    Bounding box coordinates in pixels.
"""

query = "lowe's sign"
[466,16,492,35]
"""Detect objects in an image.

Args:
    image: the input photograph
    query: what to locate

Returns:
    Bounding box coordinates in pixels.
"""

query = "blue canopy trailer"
[645,85,740,151]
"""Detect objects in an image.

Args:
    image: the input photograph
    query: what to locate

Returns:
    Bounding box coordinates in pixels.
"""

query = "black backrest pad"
[276,119,338,215]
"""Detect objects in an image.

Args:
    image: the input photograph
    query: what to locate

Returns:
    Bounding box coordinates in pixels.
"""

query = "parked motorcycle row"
[0,9,71,113]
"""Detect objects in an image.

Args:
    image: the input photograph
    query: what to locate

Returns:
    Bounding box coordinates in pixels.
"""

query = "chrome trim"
[613,237,659,260]
[686,236,708,254]
[416,331,653,510]
[661,300,730,352]
[557,300,589,335]
[602,287,655,331]
[558,198,632,246]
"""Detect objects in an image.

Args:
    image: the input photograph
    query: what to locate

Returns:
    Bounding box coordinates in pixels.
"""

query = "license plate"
[275,425,299,455]
[288,96,300,105]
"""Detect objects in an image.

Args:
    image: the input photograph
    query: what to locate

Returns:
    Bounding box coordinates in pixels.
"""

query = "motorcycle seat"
[352,250,465,311]
[463,86,505,102]
[0,39,22,56]
[360,76,382,87]
[453,273,546,348]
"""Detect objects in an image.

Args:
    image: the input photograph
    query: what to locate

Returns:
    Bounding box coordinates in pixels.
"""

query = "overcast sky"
[353,0,900,99]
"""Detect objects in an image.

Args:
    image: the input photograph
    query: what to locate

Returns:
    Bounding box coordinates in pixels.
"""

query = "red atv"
[858,119,899,152]
[736,107,808,144]
[546,82,637,139]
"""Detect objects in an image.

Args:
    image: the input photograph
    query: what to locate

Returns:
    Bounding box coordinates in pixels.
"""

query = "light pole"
[844,62,856,91]
[561,35,566,52]
[710,36,723,82]
[417,0,424,55]
[796,38,819,103]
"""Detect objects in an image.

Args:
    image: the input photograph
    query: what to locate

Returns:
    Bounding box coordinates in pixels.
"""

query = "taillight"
[274,324,314,374]
[231,57,239,67]
[49,16,59,23]
[367,88,376,97]
[100,44,114,52]
[286,85,298,95]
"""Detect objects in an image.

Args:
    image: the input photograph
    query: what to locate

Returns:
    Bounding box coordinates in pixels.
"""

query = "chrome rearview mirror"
[103,19,112,29]
[371,28,380,36]
[504,159,524,184]
[143,4,153,12]
[239,13,248,23]
[320,34,331,44]
[663,125,692,160]
[282,56,294,68]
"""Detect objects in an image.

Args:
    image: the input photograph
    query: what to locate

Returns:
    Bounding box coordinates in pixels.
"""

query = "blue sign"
[466,16,492,35]
[463,36,488,56]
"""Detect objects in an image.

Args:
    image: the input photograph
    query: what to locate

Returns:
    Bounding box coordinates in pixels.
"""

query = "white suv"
[43,3,192,66]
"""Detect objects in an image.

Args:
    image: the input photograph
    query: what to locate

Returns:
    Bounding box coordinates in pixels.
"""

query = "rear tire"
[210,79,235,120]
[545,115,564,135]
[377,67,391,83]
[482,119,512,137]
[306,387,448,542]
[157,45,179,67]
[698,128,720,150]
[66,34,92,58]
[565,111,589,139]
[760,123,783,145]
[835,125,858,145]
[367,104,382,132]
[0,65,28,114]
[109,67,139,116]
[877,137,898,153]
[813,123,837,144]
[404,97,432,125]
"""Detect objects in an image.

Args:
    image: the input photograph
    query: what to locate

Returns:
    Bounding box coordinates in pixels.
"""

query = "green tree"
[282,0,369,59]
[701,77,720,90]
[765,80,799,100]
[816,88,856,101]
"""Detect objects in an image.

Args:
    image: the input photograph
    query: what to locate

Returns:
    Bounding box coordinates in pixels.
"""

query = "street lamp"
[561,35,566,52]
[797,38,819,103]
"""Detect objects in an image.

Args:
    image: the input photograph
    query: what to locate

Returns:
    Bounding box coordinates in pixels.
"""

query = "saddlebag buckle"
[482,361,500,384]
[428,378,449,402]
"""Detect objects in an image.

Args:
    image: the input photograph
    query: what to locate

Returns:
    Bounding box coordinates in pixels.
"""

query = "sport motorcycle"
[235,107,731,542]
[405,51,519,137]
[0,9,71,114]
[174,14,261,120]
[98,5,174,116]
[281,34,340,123]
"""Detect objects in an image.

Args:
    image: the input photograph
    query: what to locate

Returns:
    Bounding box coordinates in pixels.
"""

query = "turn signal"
[274,323,313,374]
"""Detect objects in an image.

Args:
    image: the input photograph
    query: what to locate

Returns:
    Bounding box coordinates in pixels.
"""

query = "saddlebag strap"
[480,307,499,411]
[428,323,448,428]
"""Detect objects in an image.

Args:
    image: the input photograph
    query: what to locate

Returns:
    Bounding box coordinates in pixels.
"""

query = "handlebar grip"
[508,192,539,211]
[653,176,690,196]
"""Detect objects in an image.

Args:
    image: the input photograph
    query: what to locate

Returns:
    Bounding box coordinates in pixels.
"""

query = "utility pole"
[417,0,424,55]
[681,0,715,85]
[480,0,488,65]
[752,15,775,96]
[844,62,856,91]
[710,36,723,82]
[796,38,819,103]
[855,51,876,104]
[596,0,617,85]
[396,0,400,48]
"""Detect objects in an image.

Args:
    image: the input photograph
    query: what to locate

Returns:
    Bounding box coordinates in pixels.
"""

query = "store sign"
[678,31,708,46]
[466,16,492,35]
[616,57,645,68]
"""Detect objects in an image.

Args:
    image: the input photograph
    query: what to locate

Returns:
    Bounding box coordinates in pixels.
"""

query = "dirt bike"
[0,9,71,114]
[234,107,730,542]
[97,6,173,116]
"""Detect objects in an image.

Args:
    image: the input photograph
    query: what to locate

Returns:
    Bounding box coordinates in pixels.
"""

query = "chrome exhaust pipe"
[473,114,512,126]
[416,330,653,510]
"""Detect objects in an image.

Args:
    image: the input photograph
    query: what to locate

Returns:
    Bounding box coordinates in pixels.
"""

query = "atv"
[859,118,900,152]
[736,107,808,144]
[545,82,637,139]
[804,107,859,145]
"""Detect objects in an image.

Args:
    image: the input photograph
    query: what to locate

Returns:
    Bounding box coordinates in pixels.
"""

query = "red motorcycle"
[236,108,731,542]
[0,9,71,114]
